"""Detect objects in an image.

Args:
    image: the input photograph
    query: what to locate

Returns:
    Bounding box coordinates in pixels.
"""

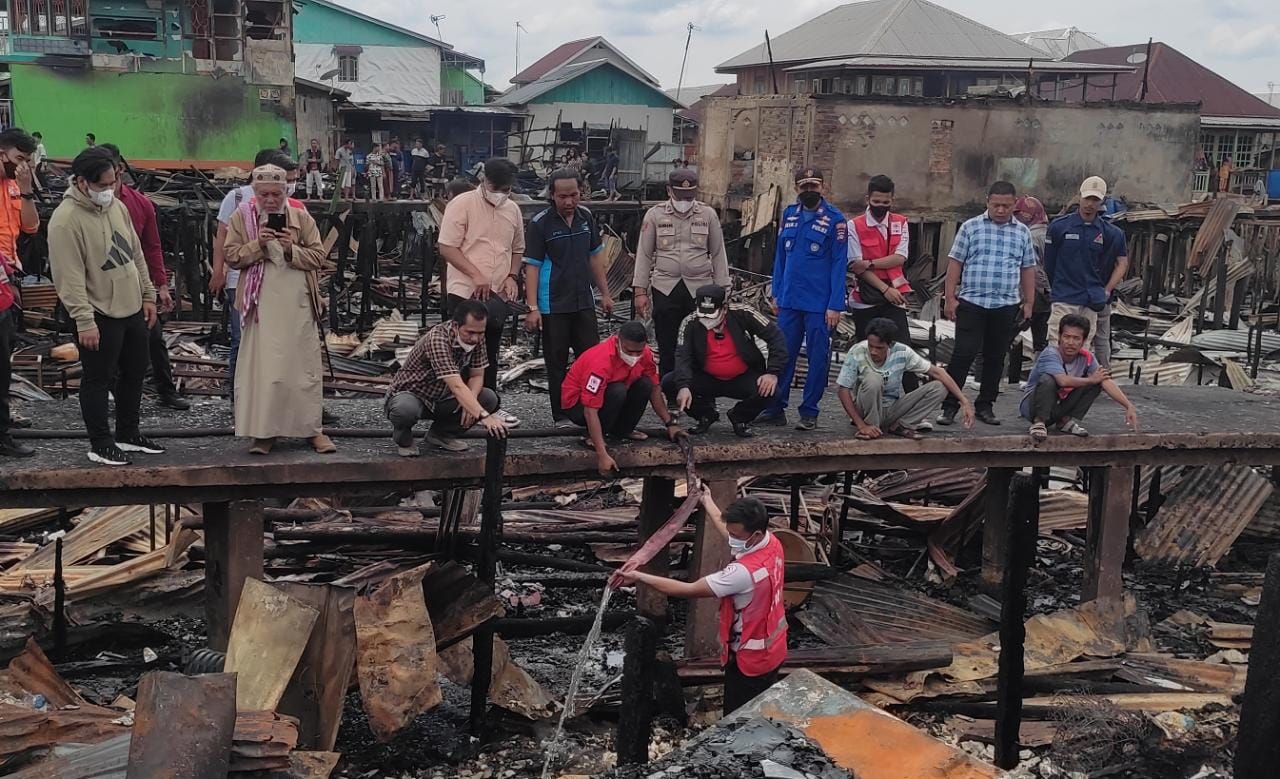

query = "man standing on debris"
[438,157,525,427]
[1022,313,1138,441]
[633,169,730,377]
[617,493,786,713]
[386,300,509,454]
[847,175,914,343]
[101,144,190,412]
[759,166,848,432]
[602,145,621,200]
[48,147,163,466]
[562,321,685,475]
[1044,176,1128,367]
[664,285,786,438]
[937,181,1037,427]
[303,139,325,199]
[0,128,39,457]
[410,139,430,198]
[31,131,47,192]
[335,139,355,200]
[523,168,614,426]
[836,317,973,439]
[1014,195,1052,353]
[366,142,386,201]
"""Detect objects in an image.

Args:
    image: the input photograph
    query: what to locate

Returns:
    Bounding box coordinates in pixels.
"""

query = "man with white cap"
[1044,176,1129,366]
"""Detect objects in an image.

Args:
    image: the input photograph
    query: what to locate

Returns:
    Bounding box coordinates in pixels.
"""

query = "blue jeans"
[226,288,241,400]
[766,307,831,420]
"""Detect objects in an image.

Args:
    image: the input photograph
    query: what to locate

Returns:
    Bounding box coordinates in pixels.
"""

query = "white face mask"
[455,336,478,353]
[697,312,725,329]
[618,348,641,367]
[484,189,509,208]
[90,187,114,208]
[728,535,752,554]
[672,199,694,214]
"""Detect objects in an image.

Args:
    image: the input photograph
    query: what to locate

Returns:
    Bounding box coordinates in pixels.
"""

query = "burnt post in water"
[1236,551,1280,778]
[617,616,659,765]
[470,434,508,735]
[994,472,1040,770]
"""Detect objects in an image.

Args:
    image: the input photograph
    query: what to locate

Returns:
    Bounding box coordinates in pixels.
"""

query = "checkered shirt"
[387,322,488,409]
[948,213,1037,309]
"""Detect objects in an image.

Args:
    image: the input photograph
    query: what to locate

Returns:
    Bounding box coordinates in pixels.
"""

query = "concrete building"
[294,78,350,157]
[0,0,295,166]
[698,93,1199,274]
[494,37,680,186]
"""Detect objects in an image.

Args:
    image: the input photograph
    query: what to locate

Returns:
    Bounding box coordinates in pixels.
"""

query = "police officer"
[758,166,848,431]
[633,169,730,377]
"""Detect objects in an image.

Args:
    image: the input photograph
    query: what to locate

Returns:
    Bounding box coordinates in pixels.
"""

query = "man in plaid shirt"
[938,181,1037,426]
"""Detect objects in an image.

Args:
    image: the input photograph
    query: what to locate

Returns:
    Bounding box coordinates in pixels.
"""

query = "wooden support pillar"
[979,468,1014,595]
[470,435,507,735]
[203,500,264,652]
[1236,551,1280,778]
[685,479,735,659]
[636,477,676,621]
[1082,466,1134,603]
[994,473,1040,770]
[617,616,658,765]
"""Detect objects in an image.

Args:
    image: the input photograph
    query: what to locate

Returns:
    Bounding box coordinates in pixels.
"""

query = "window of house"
[753,75,766,94]
[793,79,808,95]
[912,77,924,96]
[897,77,912,96]
[1235,133,1257,168]
[854,76,868,95]
[338,53,359,82]
[92,16,161,39]
[817,78,833,94]
[1202,131,1260,168]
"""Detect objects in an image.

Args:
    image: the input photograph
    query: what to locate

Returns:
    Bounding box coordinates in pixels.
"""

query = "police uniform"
[763,167,848,425]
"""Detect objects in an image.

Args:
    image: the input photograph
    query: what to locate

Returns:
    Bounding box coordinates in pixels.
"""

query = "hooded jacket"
[48,186,156,332]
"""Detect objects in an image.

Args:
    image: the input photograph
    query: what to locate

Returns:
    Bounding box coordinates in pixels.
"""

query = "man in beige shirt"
[633,169,730,376]
[438,157,524,425]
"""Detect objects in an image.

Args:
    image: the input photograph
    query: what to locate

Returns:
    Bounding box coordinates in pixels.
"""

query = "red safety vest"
[850,212,912,304]
[719,533,788,676]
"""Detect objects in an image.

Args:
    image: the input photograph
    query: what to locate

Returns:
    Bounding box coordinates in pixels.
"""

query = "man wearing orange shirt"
[0,128,40,457]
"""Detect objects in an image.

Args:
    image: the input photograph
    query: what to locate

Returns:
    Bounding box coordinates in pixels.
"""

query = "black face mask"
[2,161,15,179]
[869,204,890,220]
[798,191,821,209]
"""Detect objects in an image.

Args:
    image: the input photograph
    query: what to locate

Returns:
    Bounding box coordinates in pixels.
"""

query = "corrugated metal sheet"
[785,55,1121,72]
[1242,492,1280,541]
[798,573,995,645]
[867,467,985,505]
[1191,329,1280,357]
[1134,465,1275,567]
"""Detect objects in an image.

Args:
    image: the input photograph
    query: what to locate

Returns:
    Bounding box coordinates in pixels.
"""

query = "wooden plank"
[1083,466,1134,603]
[275,583,357,752]
[636,477,675,620]
[204,501,265,652]
[126,671,236,779]
[224,578,320,712]
[13,505,150,571]
[685,479,735,659]
[979,468,1013,595]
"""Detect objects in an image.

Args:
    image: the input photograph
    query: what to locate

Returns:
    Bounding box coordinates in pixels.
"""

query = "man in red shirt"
[664,285,787,438]
[103,145,189,411]
[0,128,39,457]
[562,320,685,475]
[618,493,787,713]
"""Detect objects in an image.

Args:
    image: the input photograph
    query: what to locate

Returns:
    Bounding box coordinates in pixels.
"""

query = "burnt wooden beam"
[636,477,675,621]
[1083,466,1134,603]
[203,501,264,652]
[617,617,658,765]
[994,473,1040,770]
[470,435,507,736]
[980,468,1014,595]
[685,479,735,660]
[1236,551,1280,779]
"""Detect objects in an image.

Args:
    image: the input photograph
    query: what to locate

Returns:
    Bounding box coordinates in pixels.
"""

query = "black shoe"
[10,415,32,429]
[322,409,340,426]
[936,409,957,426]
[794,417,817,432]
[157,394,191,411]
[690,416,717,435]
[0,434,34,458]
[756,412,787,426]
[975,408,1001,426]
[88,443,132,466]
[117,434,166,454]
[731,420,755,438]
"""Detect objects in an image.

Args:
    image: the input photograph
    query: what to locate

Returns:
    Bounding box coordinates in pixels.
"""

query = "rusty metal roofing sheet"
[1134,465,1274,567]
[798,573,995,646]
[1242,492,1280,541]
[867,467,986,505]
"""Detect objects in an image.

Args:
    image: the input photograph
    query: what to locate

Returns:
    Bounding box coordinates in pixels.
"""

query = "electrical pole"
[515,21,527,77]
[675,22,700,105]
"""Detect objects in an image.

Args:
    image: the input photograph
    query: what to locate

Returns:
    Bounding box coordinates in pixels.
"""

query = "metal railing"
[1192,170,1210,194]
[0,100,12,130]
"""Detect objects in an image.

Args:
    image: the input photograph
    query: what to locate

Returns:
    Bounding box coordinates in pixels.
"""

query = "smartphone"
[266,213,286,231]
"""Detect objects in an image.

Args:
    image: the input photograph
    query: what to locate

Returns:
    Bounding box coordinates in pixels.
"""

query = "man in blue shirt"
[524,169,615,425]
[1022,312,1138,441]
[1044,176,1129,367]
[939,181,1038,427]
[759,166,848,431]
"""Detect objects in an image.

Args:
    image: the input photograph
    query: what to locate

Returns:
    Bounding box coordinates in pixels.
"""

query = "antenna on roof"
[430,14,445,40]
[515,21,528,77]
[675,22,701,105]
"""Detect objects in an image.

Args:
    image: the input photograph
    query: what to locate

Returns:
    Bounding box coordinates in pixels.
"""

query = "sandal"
[249,437,276,455]
[1029,421,1048,442]
[887,425,923,440]
[310,434,337,454]
[624,430,649,441]
[1059,418,1090,437]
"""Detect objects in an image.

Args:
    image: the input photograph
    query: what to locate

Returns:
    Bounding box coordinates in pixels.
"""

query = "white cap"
[1080,176,1107,200]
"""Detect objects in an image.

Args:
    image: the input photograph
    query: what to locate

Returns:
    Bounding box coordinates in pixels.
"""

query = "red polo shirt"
[562,335,659,409]
[704,329,749,380]
[117,185,166,288]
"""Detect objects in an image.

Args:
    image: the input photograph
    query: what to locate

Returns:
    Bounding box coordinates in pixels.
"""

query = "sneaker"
[498,410,521,428]
[117,434,166,454]
[397,444,420,457]
[915,419,934,432]
[794,417,818,432]
[975,408,1001,426]
[690,416,716,435]
[88,443,132,466]
[425,428,469,452]
[0,434,35,458]
[157,394,191,411]
[10,414,32,429]
[936,409,957,426]
[730,420,755,438]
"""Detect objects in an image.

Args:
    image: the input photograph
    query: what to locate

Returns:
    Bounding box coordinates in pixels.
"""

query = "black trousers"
[852,303,917,393]
[724,653,780,714]
[0,309,13,434]
[661,369,770,424]
[1028,375,1101,425]
[565,378,652,437]
[652,282,695,378]
[146,318,178,397]
[80,311,148,448]
[446,294,508,390]
[543,308,600,422]
[943,301,1020,413]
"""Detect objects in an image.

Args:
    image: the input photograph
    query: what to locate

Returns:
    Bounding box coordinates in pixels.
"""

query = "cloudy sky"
[346,0,1278,99]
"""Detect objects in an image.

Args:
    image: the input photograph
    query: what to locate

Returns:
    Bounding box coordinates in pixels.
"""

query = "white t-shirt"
[847,209,910,310]
[216,184,255,289]
[411,147,430,158]
[705,531,772,650]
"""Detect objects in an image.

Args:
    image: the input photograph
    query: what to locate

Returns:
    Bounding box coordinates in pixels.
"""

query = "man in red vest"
[617,494,787,713]
[848,174,913,342]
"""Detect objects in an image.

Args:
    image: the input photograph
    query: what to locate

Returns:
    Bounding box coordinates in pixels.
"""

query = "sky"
[343,0,1279,99]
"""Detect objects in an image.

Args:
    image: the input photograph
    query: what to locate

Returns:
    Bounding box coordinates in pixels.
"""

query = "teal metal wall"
[536,64,675,108]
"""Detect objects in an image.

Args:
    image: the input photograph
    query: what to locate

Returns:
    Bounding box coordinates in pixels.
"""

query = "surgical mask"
[618,348,641,367]
[91,188,115,208]
[455,336,478,353]
[798,191,821,209]
[484,189,509,208]
[728,535,751,554]
[869,204,890,221]
[698,312,725,329]
[286,182,297,196]
[672,199,694,214]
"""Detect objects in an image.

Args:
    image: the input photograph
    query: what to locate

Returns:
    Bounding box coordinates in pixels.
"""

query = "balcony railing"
[0,100,11,129]
[1193,170,1210,194]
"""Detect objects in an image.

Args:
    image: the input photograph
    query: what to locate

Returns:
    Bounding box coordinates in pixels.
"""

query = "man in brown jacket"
[633,169,730,377]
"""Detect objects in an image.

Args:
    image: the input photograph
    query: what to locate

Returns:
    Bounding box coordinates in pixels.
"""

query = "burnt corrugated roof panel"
[1134,465,1275,568]
[799,573,995,645]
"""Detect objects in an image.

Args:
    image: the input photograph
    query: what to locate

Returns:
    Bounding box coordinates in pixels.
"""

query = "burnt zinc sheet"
[867,467,986,505]
[798,573,995,645]
[1134,465,1275,568]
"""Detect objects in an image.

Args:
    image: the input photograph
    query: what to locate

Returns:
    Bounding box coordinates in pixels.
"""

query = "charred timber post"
[1082,466,1133,603]
[617,617,659,765]
[637,477,676,620]
[471,434,508,736]
[979,468,1014,596]
[203,501,265,652]
[790,476,801,530]
[53,538,66,659]
[1236,551,1280,778]
[1213,244,1229,329]
[685,479,735,659]
[994,472,1040,770]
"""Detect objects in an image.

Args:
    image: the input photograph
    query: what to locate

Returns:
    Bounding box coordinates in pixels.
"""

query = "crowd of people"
[293,136,455,201]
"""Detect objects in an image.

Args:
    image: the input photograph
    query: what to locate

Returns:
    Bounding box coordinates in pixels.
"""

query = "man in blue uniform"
[759,166,848,431]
